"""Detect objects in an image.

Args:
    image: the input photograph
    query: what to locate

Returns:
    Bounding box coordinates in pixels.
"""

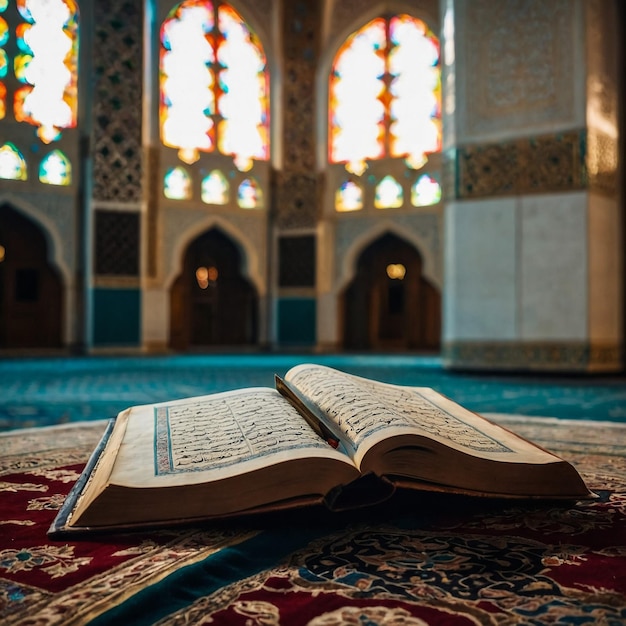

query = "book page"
[285,365,562,467]
[108,387,354,489]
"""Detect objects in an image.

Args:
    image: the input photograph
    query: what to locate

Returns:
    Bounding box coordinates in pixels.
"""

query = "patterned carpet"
[1,416,625,625]
[1,354,625,431]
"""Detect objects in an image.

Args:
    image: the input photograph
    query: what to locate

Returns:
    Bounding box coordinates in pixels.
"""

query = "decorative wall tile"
[456,130,586,199]
[443,340,621,372]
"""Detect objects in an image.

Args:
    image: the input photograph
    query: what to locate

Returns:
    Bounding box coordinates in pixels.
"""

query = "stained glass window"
[0,142,27,180]
[237,177,261,209]
[201,169,229,204]
[375,175,403,209]
[0,4,7,119]
[13,0,79,143]
[329,14,440,175]
[160,1,269,171]
[335,180,363,212]
[164,166,192,199]
[40,149,71,185]
[411,173,441,206]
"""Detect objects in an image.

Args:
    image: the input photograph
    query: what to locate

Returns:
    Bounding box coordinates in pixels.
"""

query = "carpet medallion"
[1,417,625,625]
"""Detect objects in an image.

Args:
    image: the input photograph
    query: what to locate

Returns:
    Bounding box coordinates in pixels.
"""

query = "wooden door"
[169,228,258,350]
[342,233,440,351]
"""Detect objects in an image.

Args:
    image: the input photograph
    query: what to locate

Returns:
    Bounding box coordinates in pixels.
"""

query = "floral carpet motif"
[1,417,625,625]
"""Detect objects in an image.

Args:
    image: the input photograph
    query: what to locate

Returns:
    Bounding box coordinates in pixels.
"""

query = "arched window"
[411,173,441,206]
[375,175,403,209]
[329,14,440,177]
[201,169,229,204]
[336,180,363,212]
[164,166,192,199]
[0,0,78,187]
[0,142,27,180]
[237,177,261,209]
[12,0,79,143]
[160,1,269,174]
[40,149,71,185]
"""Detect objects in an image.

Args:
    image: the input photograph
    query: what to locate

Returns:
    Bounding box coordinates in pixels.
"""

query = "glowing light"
[195,265,218,289]
[386,263,406,279]
[0,245,5,262]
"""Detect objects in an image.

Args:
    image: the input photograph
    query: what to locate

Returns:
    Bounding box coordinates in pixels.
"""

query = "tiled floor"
[0,353,625,431]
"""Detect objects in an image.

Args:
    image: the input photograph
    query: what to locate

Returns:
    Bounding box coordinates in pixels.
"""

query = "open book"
[49,364,592,537]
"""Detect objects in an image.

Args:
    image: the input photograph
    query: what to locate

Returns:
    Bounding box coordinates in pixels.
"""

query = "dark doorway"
[342,233,440,351]
[0,204,63,349]
[169,228,258,350]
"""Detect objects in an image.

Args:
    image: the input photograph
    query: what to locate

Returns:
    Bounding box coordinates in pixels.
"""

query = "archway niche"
[0,204,64,349]
[342,233,440,351]
[169,228,258,350]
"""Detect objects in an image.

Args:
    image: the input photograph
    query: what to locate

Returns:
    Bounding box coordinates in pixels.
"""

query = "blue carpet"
[0,354,624,431]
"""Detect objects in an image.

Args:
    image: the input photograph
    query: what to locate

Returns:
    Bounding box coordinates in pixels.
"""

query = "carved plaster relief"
[456,0,583,142]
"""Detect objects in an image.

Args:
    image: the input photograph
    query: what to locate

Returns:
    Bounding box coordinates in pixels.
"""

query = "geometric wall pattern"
[454,130,586,199]
[94,210,140,276]
[91,0,144,203]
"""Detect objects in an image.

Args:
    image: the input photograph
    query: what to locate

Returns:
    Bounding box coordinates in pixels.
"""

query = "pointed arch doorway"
[342,233,440,351]
[0,204,63,349]
[169,228,258,350]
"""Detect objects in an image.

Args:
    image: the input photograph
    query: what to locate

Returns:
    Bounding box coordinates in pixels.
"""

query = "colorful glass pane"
[0,142,27,180]
[40,149,71,185]
[216,4,269,172]
[160,1,215,164]
[13,0,79,143]
[237,177,261,208]
[389,15,441,167]
[0,0,8,12]
[329,14,441,173]
[0,82,5,119]
[335,180,363,212]
[164,166,192,199]
[201,169,229,204]
[0,48,6,79]
[16,22,31,52]
[375,175,403,209]
[0,16,8,46]
[411,173,441,206]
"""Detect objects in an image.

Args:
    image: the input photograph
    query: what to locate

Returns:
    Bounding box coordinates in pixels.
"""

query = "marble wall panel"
[443,198,517,340]
[519,193,587,340]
